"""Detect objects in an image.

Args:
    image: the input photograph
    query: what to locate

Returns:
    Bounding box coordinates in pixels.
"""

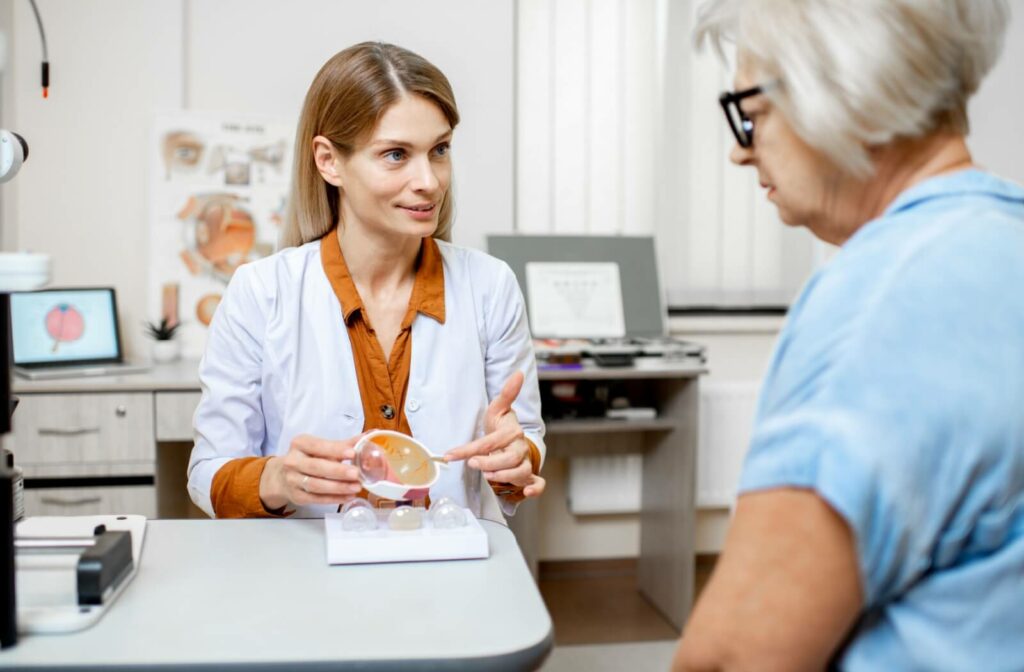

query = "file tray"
[324,508,489,565]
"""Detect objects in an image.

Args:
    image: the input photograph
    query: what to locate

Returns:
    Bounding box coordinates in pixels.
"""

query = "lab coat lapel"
[292,272,364,441]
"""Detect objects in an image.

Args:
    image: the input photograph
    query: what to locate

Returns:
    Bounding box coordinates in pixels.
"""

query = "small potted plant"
[145,318,181,364]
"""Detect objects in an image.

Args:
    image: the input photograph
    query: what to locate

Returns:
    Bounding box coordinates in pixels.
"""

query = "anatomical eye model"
[353,431,447,502]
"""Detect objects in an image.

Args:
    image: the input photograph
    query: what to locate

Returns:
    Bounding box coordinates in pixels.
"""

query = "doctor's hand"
[259,434,365,512]
[444,371,546,499]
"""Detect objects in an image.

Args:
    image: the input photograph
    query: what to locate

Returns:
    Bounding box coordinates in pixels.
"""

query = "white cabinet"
[12,392,158,517]
[154,391,202,441]
[12,393,155,471]
[23,484,157,518]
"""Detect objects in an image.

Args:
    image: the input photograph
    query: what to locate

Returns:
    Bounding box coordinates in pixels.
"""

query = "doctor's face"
[334,94,452,241]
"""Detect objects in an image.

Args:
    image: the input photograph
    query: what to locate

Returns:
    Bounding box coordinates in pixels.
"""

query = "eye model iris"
[45,303,86,353]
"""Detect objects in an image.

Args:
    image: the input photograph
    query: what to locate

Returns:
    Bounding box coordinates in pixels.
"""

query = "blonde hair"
[695,0,1009,176]
[282,42,460,248]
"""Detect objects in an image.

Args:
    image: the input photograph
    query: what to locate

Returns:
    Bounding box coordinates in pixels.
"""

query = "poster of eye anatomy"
[149,112,294,358]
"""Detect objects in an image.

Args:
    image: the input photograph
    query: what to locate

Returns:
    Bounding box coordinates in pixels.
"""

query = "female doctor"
[187,42,546,519]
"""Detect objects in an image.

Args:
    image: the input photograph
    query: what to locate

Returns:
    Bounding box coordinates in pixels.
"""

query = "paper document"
[525,262,626,338]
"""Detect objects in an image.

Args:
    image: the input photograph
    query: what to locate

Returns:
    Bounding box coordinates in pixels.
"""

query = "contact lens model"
[341,498,377,531]
[430,502,467,529]
[388,506,425,531]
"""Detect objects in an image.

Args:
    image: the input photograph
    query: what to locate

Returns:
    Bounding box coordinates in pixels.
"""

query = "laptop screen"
[10,288,123,367]
[487,235,667,339]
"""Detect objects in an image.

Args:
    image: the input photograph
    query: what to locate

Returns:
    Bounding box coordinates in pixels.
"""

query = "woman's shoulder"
[231,239,323,295]
[433,239,515,283]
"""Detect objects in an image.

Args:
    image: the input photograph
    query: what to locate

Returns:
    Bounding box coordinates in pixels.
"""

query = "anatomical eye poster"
[148,112,293,358]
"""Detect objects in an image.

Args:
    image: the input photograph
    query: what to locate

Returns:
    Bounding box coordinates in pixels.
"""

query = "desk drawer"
[23,479,156,518]
[12,393,155,466]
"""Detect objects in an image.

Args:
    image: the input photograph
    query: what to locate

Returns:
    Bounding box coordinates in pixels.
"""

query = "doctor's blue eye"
[383,149,406,163]
[433,142,451,157]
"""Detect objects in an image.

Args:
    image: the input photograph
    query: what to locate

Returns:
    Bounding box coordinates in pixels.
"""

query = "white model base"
[324,507,489,565]
[13,515,147,634]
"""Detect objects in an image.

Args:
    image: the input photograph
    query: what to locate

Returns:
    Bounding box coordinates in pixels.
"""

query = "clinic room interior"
[1,1,1023,671]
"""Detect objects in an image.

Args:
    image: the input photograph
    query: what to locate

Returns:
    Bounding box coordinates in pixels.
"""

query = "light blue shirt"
[741,170,1024,671]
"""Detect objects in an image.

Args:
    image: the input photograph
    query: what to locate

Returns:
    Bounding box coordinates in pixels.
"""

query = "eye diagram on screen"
[45,303,85,353]
[10,289,120,366]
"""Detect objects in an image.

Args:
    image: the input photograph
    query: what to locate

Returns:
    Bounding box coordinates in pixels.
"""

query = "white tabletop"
[1,519,553,671]
[12,360,205,394]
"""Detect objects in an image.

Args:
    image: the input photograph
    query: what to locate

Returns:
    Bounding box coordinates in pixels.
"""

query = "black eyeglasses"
[718,85,764,148]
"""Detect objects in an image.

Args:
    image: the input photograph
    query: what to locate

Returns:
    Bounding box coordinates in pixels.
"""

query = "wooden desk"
[12,357,706,629]
[2,518,552,671]
[514,359,705,630]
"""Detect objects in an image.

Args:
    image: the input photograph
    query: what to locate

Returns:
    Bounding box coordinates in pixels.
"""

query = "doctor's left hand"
[444,371,546,499]
[259,434,365,511]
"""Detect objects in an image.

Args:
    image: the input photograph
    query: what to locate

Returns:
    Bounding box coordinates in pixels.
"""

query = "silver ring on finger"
[302,475,310,493]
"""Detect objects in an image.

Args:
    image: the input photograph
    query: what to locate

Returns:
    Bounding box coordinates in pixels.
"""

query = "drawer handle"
[116,405,127,417]
[38,427,101,437]
[40,496,102,506]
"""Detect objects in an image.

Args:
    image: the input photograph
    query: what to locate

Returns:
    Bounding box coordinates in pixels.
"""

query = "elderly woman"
[675,1,1022,670]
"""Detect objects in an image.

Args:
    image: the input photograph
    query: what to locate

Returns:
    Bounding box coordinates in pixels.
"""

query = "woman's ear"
[312,136,343,187]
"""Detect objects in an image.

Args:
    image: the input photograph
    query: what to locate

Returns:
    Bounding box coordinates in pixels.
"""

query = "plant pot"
[152,340,181,364]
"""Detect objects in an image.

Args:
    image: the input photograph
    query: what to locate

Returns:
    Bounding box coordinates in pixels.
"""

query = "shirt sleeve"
[488,438,543,504]
[741,404,931,607]
[210,456,290,518]
[482,260,546,515]
[187,264,273,518]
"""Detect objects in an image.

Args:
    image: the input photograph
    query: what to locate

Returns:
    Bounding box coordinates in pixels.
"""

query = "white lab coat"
[187,238,546,521]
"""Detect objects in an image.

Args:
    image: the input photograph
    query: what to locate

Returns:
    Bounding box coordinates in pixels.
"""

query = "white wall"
[183,0,514,256]
[0,0,514,358]
[2,0,183,359]
[969,0,1024,185]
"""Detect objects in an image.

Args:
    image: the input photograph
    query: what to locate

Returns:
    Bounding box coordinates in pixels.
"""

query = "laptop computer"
[487,235,668,339]
[487,234,705,362]
[10,287,150,380]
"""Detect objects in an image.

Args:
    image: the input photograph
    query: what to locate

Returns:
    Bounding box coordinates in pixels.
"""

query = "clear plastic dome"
[387,506,425,531]
[341,504,378,532]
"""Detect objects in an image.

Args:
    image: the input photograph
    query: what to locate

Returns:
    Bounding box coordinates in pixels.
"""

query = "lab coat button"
[407,399,420,412]
[380,404,396,420]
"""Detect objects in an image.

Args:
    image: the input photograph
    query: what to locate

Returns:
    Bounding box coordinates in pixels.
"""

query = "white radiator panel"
[697,381,761,508]
[564,380,761,515]
[567,454,643,515]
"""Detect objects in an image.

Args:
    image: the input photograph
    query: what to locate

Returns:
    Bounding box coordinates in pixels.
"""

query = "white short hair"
[695,0,1010,176]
